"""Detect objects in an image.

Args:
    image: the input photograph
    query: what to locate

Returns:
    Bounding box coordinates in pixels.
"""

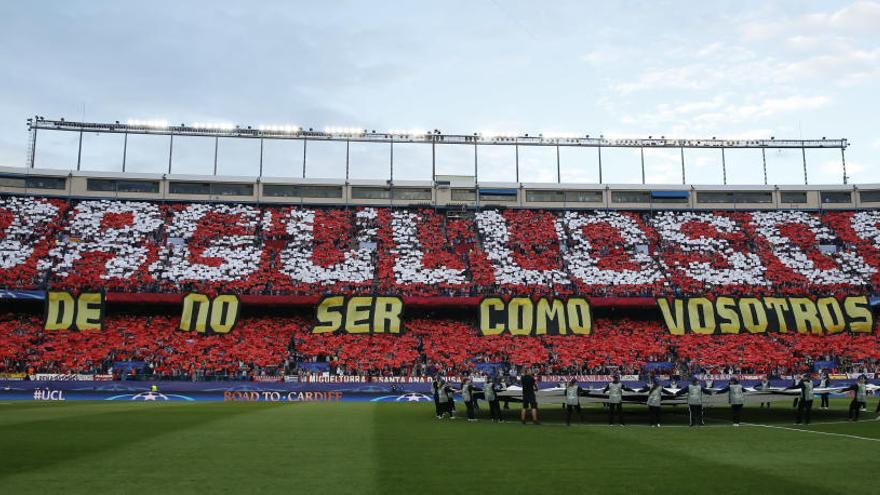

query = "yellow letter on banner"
[657,298,686,335]
[844,296,873,333]
[687,298,716,334]
[180,293,211,332]
[738,298,768,334]
[479,298,505,336]
[44,291,75,331]
[816,297,846,334]
[373,297,403,334]
[535,298,566,335]
[716,297,741,334]
[507,297,533,336]
[346,297,373,334]
[75,292,104,331]
[566,298,592,335]
[789,297,822,334]
[209,295,239,334]
[313,296,344,333]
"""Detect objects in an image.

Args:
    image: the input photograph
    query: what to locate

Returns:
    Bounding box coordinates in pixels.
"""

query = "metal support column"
[258,138,264,178]
[515,143,520,183]
[431,140,436,180]
[762,148,768,185]
[213,136,219,175]
[168,133,174,174]
[680,147,686,184]
[802,147,808,185]
[473,142,478,183]
[390,138,394,182]
[597,146,603,184]
[76,130,83,171]
[302,139,307,178]
[345,140,350,182]
[721,147,727,185]
[29,124,37,168]
[556,145,561,183]
[841,147,847,184]
[640,147,645,184]
[122,132,128,172]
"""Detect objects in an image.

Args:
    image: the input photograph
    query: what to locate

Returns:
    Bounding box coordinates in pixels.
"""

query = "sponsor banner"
[32,374,94,381]
[541,375,640,383]
[657,295,873,335]
[252,376,283,383]
[697,374,765,381]
[0,372,27,380]
[93,374,114,381]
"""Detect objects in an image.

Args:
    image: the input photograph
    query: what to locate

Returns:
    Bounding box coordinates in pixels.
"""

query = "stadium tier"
[2,195,880,295]
[1,194,880,379]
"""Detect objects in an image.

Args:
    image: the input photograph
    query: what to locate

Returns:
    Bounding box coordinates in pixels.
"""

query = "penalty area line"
[744,423,880,443]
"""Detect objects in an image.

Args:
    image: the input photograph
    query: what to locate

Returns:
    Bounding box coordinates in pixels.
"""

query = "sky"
[0,0,878,185]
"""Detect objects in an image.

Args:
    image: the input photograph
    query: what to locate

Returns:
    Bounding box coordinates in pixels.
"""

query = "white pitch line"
[744,423,880,443]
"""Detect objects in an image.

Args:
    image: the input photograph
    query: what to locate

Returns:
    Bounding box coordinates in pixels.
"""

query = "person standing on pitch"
[602,375,625,425]
[437,378,452,419]
[564,377,583,426]
[647,376,662,427]
[432,375,442,419]
[520,368,539,425]
[679,377,709,426]
[759,375,771,408]
[484,376,502,422]
[462,378,476,422]
[818,372,831,410]
[845,375,868,422]
[726,377,745,426]
[795,373,814,425]
[445,380,457,419]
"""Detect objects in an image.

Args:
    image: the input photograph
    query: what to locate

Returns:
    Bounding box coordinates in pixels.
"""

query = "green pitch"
[1,400,878,495]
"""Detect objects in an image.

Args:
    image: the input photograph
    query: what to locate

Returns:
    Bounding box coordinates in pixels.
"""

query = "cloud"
[743,1,880,40]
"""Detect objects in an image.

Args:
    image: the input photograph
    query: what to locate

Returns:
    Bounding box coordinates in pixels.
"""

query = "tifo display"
[1,195,880,384]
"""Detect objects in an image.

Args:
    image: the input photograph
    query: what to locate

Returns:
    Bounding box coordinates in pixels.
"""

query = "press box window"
[698,191,772,203]
[212,183,254,196]
[25,176,66,190]
[351,187,391,200]
[820,191,851,204]
[87,179,159,193]
[0,176,26,188]
[611,191,650,203]
[264,185,343,198]
[451,189,476,201]
[170,182,211,195]
[479,188,517,202]
[860,190,880,203]
[392,188,432,201]
[780,191,807,203]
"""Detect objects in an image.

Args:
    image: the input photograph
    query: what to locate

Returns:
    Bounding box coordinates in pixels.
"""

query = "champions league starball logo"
[371,393,432,402]
[106,391,194,401]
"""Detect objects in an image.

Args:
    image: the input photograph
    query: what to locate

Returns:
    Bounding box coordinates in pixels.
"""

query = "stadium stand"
[2,195,880,379]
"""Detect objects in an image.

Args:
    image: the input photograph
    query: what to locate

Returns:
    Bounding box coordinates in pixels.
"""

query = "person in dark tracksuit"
[845,375,868,422]
[462,378,476,422]
[432,376,442,419]
[718,377,745,426]
[520,368,539,425]
[647,377,662,427]
[791,374,800,409]
[602,375,625,426]
[445,381,457,418]
[484,377,502,422]
[795,374,814,425]
[818,372,831,410]
[564,378,583,426]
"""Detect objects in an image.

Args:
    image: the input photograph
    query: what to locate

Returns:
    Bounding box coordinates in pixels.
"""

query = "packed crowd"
[2,196,880,297]
[1,313,878,379]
